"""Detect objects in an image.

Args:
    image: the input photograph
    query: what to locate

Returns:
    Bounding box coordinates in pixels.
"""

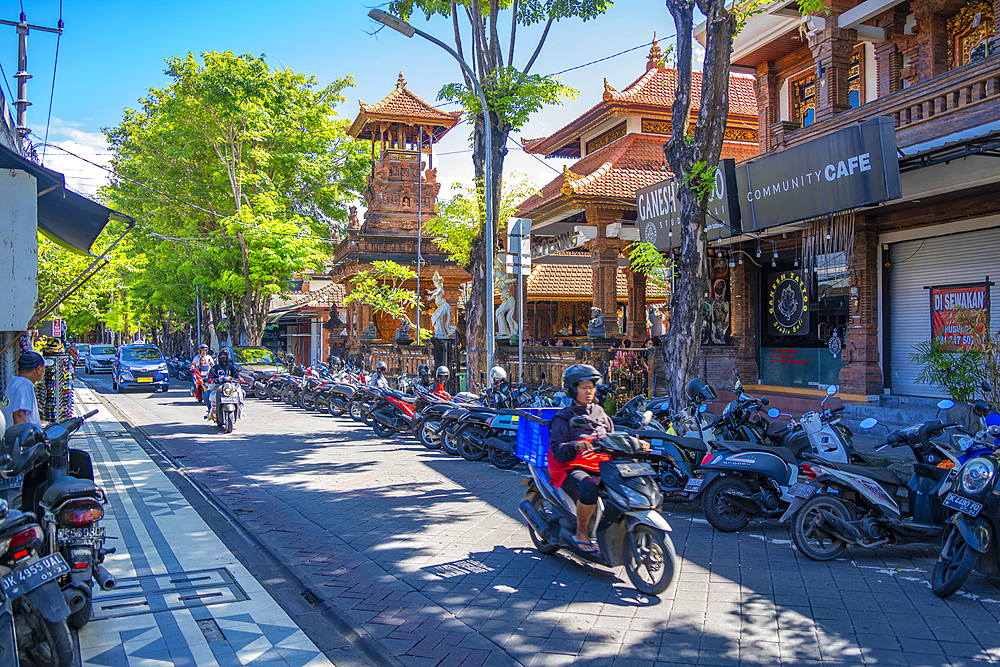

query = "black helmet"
[417,364,430,377]
[489,366,507,385]
[563,364,602,399]
[2,423,47,477]
[686,378,717,403]
[375,361,387,372]
[218,350,230,361]
[285,353,295,363]
[436,365,450,380]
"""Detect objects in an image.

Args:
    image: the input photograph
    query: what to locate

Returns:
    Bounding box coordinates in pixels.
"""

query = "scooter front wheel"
[932,524,979,598]
[349,400,363,421]
[457,425,488,461]
[489,445,520,470]
[373,419,396,437]
[791,494,854,561]
[20,604,77,667]
[417,418,443,449]
[625,525,676,595]
[225,411,235,433]
[254,384,269,399]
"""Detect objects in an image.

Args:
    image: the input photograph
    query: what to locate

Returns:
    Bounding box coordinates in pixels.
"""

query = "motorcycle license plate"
[137,377,153,383]
[0,476,23,490]
[616,462,655,478]
[58,525,105,546]
[789,483,817,500]
[1,553,70,599]
[683,478,704,492]
[943,492,983,517]
[220,395,239,404]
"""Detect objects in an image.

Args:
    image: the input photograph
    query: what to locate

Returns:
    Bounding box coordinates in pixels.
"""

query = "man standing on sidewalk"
[1,351,49,426]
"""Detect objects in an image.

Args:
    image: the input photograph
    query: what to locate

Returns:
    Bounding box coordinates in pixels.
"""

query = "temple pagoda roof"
[524,41,758,158]
[516,132,758,219]
[348,73,462,142]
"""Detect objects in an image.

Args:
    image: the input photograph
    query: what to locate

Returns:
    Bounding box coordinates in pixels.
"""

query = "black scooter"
[4,410,115,631]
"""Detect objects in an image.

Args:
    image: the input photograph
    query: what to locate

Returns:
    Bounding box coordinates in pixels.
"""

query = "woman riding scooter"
[548,364,617,553]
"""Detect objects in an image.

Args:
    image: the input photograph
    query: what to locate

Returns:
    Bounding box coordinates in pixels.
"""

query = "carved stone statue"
[395,319,413,345]
[348,206,361,230]
[429,271,456,338]
[495,274,518,338]
[361,321,378,341]
[588,307,606,338]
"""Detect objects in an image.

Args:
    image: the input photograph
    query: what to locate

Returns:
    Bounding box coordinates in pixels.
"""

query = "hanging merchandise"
[37,353,74,423]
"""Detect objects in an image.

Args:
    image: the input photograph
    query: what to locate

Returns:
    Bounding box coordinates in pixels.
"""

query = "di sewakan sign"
[736,116,902,232]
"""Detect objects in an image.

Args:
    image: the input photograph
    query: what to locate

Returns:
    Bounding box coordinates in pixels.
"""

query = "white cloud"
[37,118,110,196]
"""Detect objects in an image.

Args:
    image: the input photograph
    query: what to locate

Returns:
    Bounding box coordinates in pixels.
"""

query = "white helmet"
[489,366,508,386]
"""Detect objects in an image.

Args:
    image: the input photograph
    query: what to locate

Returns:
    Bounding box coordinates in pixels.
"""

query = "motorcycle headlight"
[608,485,654,510]
[961,458,995,495]
[223,385,236,396]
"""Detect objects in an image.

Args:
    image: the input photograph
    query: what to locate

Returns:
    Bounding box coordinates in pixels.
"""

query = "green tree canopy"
[102,51,368,345]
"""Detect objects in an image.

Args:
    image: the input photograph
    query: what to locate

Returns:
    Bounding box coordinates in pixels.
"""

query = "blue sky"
[0,0,692,199]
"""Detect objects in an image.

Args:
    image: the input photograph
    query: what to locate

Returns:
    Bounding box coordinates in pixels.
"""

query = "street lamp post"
[368,9,495,373]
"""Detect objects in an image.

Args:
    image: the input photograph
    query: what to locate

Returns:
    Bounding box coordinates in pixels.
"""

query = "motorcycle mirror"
[642,410,653,426]
[937,399,956,411]
[826,385,839,396]
[983,380,993,394]
[759,396,770,406]
[540,372,545,380]
[989,424,1000,438]
[973,401,991,418]
[859,417,879,429]
[699,404,708,414]
[767,408,780,419]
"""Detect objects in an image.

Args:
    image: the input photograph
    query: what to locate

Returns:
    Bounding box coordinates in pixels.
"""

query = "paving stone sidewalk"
[71,384,339,667]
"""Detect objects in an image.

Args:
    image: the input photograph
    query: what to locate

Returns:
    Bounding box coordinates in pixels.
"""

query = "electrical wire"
[0,57,16,110]
[546,37,673,77]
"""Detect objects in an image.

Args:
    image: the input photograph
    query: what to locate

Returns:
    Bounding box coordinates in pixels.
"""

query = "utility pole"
[416,126,423,337]
[0,12,64,148]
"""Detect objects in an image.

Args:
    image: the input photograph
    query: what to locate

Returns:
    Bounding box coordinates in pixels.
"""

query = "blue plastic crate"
[514,408,559,468]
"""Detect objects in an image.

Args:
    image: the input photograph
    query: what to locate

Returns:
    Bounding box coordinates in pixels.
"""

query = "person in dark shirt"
[548,364,614,552]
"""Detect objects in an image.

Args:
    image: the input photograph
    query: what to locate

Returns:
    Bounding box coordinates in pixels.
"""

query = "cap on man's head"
[18,351,51,369]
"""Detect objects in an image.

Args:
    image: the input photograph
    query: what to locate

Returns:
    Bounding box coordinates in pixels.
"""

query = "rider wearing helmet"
[548,364,614,553]
[368,361,389,389]
[190,344,215,393]
[435,366,450,393]
[204,350,242,416]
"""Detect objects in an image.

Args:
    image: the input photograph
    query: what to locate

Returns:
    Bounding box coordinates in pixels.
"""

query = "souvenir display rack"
[35,337,74,423]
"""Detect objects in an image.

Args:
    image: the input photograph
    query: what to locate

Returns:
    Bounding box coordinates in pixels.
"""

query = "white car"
[75,343,91,367]
[85,344,117,374]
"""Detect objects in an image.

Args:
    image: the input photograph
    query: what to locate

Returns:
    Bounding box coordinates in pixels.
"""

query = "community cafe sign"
[636,159,741,250]
[736,116,902,231]
[930,282,992,351]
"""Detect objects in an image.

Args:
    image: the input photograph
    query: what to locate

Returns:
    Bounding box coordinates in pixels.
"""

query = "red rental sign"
[929,282,990,351]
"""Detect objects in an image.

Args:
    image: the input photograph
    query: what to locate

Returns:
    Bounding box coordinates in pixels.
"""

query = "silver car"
[84,344,116,374]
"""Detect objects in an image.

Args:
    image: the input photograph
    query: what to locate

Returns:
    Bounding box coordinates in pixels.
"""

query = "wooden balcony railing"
[773,54,1000,152]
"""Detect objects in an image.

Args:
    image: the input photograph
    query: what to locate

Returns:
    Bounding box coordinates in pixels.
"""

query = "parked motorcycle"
[3,411,115,632]
[0,494,76,666]
[697,385,856,532]
[516,410,677,595]
[781,414,965,561]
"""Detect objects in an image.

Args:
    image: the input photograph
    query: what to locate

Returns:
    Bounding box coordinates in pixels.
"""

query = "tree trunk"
[660,0,737,409]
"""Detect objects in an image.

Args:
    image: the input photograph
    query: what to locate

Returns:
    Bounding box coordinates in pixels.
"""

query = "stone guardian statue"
[429,272,457,338]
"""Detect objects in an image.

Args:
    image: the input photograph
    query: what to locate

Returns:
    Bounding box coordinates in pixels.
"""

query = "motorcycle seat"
[41,475,101,508]
[385,390,416,403]
[819,461,904,487]
[669,435,709,453]
[714,440,799,463]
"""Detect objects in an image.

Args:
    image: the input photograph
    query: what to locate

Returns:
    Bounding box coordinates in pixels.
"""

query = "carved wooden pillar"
[731,248,760,383]
[585,206,625,337]
[755,61,779,152]
[838,218,883,395]
[874,40,903,97]
[624,267,648,342]
[916,12,951,81]
[809,7,856,122]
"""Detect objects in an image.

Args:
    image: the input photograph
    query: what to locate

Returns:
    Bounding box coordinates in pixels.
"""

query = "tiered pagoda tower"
[332,74,468,353]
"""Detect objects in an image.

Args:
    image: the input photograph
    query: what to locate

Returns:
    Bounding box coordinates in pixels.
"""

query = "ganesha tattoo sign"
[768,271,809,336]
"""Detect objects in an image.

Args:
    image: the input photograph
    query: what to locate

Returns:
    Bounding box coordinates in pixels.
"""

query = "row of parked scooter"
[1,410,115,666]
[211,354,1000,599]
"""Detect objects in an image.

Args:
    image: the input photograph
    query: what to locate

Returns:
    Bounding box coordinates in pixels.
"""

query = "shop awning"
[0,142,133,255]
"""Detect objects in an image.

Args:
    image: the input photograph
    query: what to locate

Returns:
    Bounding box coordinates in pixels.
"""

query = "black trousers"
[562,468,600,505]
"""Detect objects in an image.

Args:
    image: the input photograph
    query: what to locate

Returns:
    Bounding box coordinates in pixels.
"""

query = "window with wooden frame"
[791,71,817,127]
[849,47,864,108]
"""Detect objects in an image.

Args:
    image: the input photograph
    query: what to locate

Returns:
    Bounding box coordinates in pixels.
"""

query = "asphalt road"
[80,370,1000,667]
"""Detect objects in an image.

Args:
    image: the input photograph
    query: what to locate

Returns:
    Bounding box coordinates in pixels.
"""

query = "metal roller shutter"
[889,225,1000,397]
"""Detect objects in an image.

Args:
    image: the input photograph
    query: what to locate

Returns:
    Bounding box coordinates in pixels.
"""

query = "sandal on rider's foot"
[571,536,598,553]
